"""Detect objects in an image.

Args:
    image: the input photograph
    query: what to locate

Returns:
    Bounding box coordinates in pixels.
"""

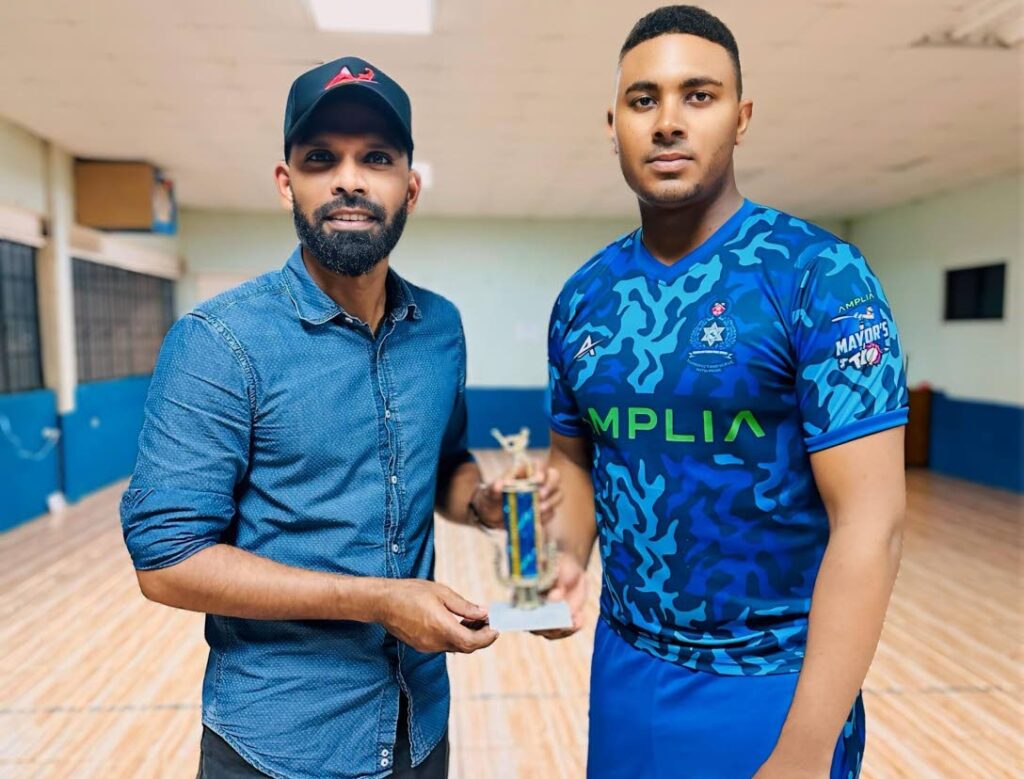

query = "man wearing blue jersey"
[542,6,908,778]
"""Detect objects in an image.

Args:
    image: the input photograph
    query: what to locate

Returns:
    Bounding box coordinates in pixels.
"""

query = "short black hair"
[620,5,742,96]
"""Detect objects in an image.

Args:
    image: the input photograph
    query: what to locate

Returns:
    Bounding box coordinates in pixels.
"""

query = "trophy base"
[488,600,573,632]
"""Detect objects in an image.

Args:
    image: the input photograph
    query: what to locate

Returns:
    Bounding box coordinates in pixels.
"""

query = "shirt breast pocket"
[395,362,459,441]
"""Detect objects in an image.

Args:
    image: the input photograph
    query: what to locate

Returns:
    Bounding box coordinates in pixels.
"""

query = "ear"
[274,161,294,211]
[405,165,423,215]
[606,108,618,155]
[735,98,753,146]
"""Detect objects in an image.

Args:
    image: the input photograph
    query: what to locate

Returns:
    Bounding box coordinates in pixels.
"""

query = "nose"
[652,101,686,144]
[329,156,368,197]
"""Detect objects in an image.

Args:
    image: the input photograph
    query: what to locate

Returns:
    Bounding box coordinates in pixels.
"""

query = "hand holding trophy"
[482,427,573,632]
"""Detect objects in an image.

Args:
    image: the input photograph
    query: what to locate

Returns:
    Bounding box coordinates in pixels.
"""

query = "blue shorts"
[588,618,864,779]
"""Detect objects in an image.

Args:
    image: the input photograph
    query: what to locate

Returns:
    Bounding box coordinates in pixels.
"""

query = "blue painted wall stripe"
[61,375,152,502]
[0,389,60,531]
[465,387,550,449]
[929,393,1023,493]
[6,382,1020,537]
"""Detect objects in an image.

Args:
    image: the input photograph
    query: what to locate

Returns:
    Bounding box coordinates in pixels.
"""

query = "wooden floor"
[1,460,1021,778]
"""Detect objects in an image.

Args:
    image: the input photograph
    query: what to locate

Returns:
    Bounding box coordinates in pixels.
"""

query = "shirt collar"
[282,245,421,326]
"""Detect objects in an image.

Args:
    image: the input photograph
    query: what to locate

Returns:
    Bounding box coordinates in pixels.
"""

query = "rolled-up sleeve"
[121,313,255,570]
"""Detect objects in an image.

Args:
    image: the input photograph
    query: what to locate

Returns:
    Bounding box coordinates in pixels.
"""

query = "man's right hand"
[375,580,499,654]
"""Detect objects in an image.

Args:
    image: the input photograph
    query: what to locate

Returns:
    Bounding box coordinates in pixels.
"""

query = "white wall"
[177,209,297,313]
[396,217,635,387]
[0,116,47,215]
[848,172,1022,407]
[179,176,1022,402]
[178,209,635,387]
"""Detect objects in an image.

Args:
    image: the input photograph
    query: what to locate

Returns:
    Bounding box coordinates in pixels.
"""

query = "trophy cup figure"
[485,427,572,632]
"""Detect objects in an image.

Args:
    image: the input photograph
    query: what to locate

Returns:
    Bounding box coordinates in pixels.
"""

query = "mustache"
[312,194,387,225]
[646,146,696,162]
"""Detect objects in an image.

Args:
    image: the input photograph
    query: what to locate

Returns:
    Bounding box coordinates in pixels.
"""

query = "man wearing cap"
[120,57,561,779]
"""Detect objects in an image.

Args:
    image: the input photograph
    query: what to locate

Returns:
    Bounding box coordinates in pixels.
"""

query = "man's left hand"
[470,461,563,530]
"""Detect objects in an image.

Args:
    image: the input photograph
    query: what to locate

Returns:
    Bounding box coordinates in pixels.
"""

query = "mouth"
[324,209,380,231]
[647,152,695,173]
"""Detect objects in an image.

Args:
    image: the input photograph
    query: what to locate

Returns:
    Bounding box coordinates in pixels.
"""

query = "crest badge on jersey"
[687,300,738,373]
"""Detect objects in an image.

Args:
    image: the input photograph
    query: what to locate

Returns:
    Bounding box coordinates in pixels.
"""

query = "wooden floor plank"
[1,462,1020,777]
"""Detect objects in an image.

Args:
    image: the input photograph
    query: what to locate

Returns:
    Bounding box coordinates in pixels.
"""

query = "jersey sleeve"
[791,242,909,453]
[546,292,586,437]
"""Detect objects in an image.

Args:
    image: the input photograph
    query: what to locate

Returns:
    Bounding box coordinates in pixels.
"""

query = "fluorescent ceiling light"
[307,0,434,35]
[413,161,433,189]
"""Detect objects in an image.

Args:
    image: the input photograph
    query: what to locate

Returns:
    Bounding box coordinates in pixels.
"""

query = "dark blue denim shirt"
[121,246,472,779]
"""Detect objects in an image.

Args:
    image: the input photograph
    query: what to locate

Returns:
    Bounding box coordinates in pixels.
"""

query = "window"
[0,240,44,394]
[73,259,175,382]
[944,262,1006,321]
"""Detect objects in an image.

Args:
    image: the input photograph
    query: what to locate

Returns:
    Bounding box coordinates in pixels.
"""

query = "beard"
[293,193,408,277]
[639,179,705,209]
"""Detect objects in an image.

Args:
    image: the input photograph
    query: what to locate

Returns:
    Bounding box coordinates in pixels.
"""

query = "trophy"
[484,427,572,632]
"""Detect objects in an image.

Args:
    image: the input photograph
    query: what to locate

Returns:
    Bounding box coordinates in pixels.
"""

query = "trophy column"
[486,428,572,632]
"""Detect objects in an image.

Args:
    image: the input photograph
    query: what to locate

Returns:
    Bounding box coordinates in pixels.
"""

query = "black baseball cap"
[283,56,413,161]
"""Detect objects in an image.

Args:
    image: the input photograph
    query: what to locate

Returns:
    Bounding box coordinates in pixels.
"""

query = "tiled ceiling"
[0,0,1019,220]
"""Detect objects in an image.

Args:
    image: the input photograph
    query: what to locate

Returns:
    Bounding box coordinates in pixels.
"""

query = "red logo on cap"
[325,66,377,90]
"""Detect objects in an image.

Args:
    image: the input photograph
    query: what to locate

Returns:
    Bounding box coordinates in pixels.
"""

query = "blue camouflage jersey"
[547,199,908,676]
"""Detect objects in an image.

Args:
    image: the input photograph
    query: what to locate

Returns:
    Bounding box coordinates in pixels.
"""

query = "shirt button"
[381,758,389,767]
[392,543,400,553]
[390,475,398,484]
[385,409,391,419]
[381,749,389,757]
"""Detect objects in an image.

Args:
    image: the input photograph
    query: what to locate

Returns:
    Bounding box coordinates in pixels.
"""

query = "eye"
[630,95,656,109]
[366,151,393,165]
[305,150,334,163]
[688,91,714,104]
